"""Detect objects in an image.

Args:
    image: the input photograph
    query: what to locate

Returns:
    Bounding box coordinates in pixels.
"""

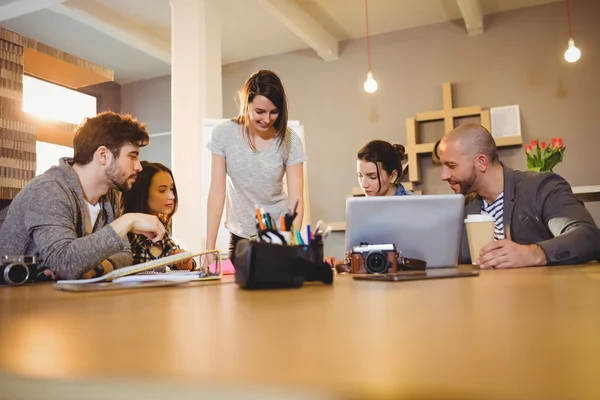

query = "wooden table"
[2,265,600,399]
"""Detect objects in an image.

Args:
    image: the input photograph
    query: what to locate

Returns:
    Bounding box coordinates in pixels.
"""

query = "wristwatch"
[94,265,105,277]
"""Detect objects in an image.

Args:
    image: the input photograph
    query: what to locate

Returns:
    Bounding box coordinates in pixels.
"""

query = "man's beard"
[106,161,136,191]
[449,168,477,195]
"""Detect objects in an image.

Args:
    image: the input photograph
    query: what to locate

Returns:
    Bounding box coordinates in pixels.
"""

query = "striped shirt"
[481,192,505,240]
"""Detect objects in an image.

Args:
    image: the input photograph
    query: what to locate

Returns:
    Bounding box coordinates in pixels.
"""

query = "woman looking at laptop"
[324,140,411,268]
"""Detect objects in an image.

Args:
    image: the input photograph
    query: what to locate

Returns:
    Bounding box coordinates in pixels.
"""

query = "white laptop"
[345,194,464,268]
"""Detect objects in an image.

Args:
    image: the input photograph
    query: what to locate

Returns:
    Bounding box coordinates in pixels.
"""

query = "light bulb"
[363,71,378,93]
[564,38,581,63]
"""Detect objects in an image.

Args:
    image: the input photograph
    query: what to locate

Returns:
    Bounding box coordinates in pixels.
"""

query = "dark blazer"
[460,165,600,265]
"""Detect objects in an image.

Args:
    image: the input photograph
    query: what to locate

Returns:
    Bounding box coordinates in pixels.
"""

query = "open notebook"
[55,251,222,285]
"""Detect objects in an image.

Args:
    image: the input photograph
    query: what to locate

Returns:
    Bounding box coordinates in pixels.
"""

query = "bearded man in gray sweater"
[0,112,166,280]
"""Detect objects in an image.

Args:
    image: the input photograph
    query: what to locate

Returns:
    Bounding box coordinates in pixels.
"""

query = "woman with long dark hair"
[121,161,194,270]
[324,140,412,269]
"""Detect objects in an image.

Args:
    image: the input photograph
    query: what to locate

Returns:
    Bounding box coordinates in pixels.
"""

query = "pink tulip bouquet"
[525,138,566,172]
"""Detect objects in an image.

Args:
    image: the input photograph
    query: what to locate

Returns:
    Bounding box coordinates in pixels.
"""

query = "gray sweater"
[0,158,132,279]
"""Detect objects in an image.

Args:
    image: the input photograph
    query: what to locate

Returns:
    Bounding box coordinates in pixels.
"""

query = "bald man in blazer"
[437,124,600,269]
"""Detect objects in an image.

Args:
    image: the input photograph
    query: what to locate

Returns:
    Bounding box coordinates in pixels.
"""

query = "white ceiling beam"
[258,0,338,61]
[0,0,66,22]
[48,0,171,64]
[456,0,484,36]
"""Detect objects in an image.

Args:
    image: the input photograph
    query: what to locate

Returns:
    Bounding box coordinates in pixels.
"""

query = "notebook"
[54,280,188,292]
[112,271,220,284]
[55,250,221,285]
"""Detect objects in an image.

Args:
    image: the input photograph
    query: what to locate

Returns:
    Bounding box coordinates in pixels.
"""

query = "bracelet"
[105,258,117,270]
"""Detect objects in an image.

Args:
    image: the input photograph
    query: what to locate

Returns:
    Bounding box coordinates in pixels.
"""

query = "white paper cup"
[464,214,495,266]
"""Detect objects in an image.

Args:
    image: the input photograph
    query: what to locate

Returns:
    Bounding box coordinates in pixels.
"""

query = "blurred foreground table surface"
[2,265,600,399]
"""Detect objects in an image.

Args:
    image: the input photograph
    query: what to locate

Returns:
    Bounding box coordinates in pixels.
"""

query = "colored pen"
[255,207,266,230]
[259,208,269,230]
[294,227,304,245]
[280,215,286,231]
[264,213,272,230]
[306,224,311,245]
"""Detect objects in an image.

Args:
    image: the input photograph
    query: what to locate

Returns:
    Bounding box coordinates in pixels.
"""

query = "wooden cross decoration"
[405,82,494,183]
[404,82,522,186]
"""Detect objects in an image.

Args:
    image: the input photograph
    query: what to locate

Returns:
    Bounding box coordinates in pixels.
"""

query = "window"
[22,75,97,175]
[22,75,97,125]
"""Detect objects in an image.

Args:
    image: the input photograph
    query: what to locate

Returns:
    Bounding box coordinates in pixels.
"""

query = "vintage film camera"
[349,243,400,274]
[0,255,38,286]
[337,243,427,275]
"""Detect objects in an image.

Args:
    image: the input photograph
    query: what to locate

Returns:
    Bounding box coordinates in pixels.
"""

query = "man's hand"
[478,239,547,269]
[42,269,56,281]
[110,213,166,242]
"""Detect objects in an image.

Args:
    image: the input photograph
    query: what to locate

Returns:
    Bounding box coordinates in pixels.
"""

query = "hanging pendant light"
[363,0,377,93]
[563,0,581,63]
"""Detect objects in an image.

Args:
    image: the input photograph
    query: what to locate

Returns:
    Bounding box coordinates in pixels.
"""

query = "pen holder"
[253,228,324,265]
[296,242,324,266]
[234,239,331,290]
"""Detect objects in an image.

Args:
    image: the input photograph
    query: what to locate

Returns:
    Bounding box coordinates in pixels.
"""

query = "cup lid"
[464,214,495,223]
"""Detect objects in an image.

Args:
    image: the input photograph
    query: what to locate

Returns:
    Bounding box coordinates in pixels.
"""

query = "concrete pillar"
[169,0,222,254]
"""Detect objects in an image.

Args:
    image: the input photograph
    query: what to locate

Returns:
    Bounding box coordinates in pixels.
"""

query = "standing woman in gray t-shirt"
[205,70,307,262]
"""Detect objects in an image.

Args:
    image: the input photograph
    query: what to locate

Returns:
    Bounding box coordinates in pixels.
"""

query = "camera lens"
[4,263,30,285]
[365,251,389,274]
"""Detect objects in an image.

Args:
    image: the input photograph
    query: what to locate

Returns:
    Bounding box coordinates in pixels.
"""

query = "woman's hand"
[201,252,216,272]
[170,248,195,270]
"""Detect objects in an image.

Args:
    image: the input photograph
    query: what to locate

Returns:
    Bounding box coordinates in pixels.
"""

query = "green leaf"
[543,151,562,172]
[527,155,536,170]
[558,147,566,162]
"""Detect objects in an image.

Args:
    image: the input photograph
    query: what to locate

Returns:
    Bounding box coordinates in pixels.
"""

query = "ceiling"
[0,0,560,85]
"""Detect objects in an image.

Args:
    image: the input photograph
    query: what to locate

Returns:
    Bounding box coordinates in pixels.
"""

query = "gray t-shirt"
[206,120,307,238]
